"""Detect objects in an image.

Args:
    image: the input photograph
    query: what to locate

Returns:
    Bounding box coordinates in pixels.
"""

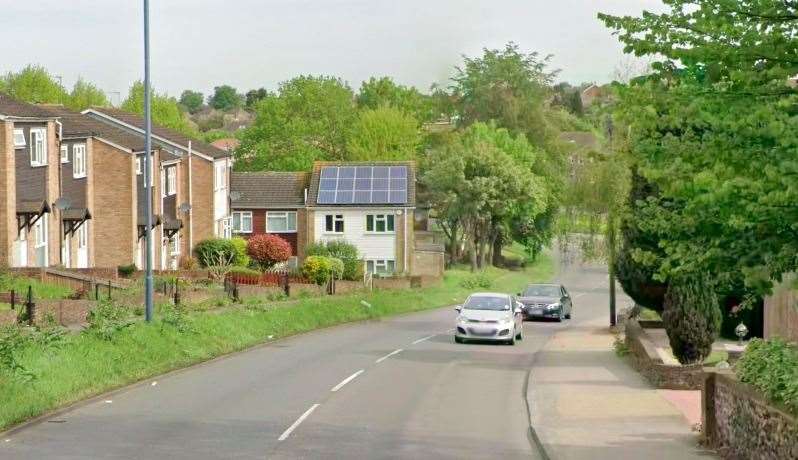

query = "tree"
[236,75,357,171]
[245,88,269,109]
[121,81,198,137]
[179,90,204,114]
[347,107,420,161]
[0,65,68,104]
[600,2,798,296]
[356,77,434,122]
[662,276,722,364]
[67,78,109,111]
[208,85,243,111]
[246,234,291,269]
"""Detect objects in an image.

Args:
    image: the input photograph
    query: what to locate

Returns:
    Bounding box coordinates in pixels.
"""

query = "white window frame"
[232,211,253,233]
[166,166,177,196]
[136,157,142,175]
[60,144,69,163]
[13,128,26,149]
[33,217,47,248]
[214,162,227,191]
[73,144,86,178]
[366,214,395,234]
[267,211,297,233]
[170,232,181,255]
[324,214,344,234]
[366,259,396,275]
[29,128,47,166]
[77,222,88,248]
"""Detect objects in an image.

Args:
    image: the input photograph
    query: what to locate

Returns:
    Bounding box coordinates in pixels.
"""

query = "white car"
[454,293,524,345]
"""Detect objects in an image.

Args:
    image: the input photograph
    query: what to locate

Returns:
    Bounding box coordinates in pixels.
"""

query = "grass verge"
[0,274,73,300]
[0,253,554,431]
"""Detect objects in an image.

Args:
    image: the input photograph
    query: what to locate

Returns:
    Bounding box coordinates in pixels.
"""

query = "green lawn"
[0,252,554,431]
[0,274,73,300]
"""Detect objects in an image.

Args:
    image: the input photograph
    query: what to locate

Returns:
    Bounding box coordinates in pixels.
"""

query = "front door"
[62,234,71,268]
[15,230,27,267]
[76,223,88,268]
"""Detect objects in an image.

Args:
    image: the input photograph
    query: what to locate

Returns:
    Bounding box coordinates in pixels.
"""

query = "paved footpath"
[527,287,717,460]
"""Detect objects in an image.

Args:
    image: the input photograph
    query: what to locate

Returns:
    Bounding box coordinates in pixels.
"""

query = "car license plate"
[529,308,542,315]
[469,327,494,336]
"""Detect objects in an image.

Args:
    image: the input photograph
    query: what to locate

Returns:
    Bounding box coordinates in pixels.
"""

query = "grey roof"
[86,107,230,159]
[307,161,416,207]
[0,93,58,119]
[37,105,147,151]
[231,172,309,208]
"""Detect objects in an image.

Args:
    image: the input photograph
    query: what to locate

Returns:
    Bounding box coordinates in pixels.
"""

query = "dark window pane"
[339,166,356,178]
[335,219,344,233]
[366,215,374,231]
[318,191,336,204]
[356,166,373,178]
[354,191,371,203]
[335,190,353,203]
[390,178,406,190]
[373,166,389,178]
[325,215,333,231]
[372,190,389,203]
[387,215,395,231]
[337,178,354,190]
[372,178,389,190]
[390,166,407,178]
[319,178,337,190]
[389,191,407,203]
[376,219,386,232]
[355,178,371,190]
[321,167,338,179]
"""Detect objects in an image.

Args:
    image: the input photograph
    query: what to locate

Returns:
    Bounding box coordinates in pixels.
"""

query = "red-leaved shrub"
[246,234,291,269]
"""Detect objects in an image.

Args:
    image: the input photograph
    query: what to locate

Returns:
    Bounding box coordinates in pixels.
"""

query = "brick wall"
[703,371,798,459]
[191,158,214,243]
[46,122,60,266]
[625,319,706,390]
[412,249,445,277]
[34,299,95,326]
[0,122,15,266]
[92,140,137,267]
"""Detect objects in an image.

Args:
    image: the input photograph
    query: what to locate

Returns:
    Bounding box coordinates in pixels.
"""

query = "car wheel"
[454,336,464,344]
[556,310,564,322]
[507,335,516,346]
[516,327,523,341]
[565,311,572,320]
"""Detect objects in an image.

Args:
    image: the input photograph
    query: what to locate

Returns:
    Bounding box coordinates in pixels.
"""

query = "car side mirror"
[454,305,462,313]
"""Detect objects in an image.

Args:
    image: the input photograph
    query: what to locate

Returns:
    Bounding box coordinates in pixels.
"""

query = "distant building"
[581,84,603,108]
[211,138,240,152]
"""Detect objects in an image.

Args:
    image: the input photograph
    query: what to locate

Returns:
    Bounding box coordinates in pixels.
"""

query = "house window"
[167,166,177,196]
[366,259,395,275]
[33,217,47,248]
[136,157,142,175]
[366,214,395,233]
[29,128,47,166]
[60,145,69,163]
[267,211,297,233]
[324,214,344,233]
[214,162,227,191]
[73,144,86,178]
[232,211,252,233]
[13,129,26,149]
[170,233,181,255]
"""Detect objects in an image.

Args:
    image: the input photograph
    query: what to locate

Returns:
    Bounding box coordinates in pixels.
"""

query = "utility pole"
[143,0,154,322]
[607,208,617,327]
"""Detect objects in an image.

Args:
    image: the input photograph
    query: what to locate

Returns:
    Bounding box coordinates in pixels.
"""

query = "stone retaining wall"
[625,319,706,390]
[703,371,798,459]
[33,299,95,326]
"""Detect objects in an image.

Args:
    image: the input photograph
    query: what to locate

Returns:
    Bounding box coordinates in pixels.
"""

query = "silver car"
[454,293,524,345]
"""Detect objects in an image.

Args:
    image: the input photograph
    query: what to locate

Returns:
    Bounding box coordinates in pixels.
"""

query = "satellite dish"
[229,191,242,201]
[54,197,71,211]
[179,202,191,213]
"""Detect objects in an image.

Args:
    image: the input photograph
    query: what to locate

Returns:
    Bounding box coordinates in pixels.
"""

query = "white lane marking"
[574,293,587,299]
[446,328,455,333]
[331,370,364,392]
[375,349,403,363]
[412,335,435,345]
[278,404,320,441]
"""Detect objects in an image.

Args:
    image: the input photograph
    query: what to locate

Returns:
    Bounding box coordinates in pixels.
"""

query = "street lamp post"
[143,0,154,322]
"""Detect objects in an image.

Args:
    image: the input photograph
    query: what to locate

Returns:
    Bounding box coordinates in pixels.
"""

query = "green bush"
[662,276,722,365]
[302,256,333,286]
[736,338,798,415]
[230,237,251,267]
[459,272,493,289]
[86,301,135,341]
[229,266,261,277]
[193,238,236,268]
[329,257,345,280]
[304,240,360,280]
[117,264,137,278]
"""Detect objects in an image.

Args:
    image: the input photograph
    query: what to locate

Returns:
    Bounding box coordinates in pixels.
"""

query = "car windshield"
[464,296,510,311]
[522,285,561,297]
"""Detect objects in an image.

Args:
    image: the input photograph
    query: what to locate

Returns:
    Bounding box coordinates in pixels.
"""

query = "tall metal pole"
[608,208,617,327]
[143,0,154,322]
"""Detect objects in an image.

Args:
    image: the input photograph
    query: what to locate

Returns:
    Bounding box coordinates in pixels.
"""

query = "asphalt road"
[1,259,614,460]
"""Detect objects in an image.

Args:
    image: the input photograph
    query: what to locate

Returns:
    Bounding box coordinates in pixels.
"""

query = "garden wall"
[625,319,705,390]
[764,275,798,343]
[0,309,16,325]
[33,299,95,326]
[703,371,798,459]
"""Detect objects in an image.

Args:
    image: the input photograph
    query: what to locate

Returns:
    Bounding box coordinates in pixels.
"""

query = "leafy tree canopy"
[208,85,244,111]
[0,65,68,104]
[67,78,109,111]
[179,90,204,114]
[236,75,356,171]
[356,77,435,123]
[121,81,198,137]
[347,106,420,161]
[245,88,269,109]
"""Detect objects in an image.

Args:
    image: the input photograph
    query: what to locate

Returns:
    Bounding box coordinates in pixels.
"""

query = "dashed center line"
[412,335,435,345]
[278,403,320,441]
[375,348,403,363]
[330,370,364,392]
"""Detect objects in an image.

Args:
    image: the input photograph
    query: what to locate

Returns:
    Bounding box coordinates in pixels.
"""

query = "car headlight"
[458,316,470,324]
[545,303,561,310]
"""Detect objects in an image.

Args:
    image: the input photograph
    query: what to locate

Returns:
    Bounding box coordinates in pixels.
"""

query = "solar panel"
[317,166,408,204]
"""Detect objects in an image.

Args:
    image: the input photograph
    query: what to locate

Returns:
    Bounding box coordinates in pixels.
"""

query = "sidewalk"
[527,316,717,459]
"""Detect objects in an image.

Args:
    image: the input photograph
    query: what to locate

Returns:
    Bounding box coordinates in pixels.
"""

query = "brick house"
[230,172,309,262]
[82,107,233,269]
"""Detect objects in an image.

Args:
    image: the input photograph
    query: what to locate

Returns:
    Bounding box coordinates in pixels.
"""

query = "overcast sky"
[3,1,664,103]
